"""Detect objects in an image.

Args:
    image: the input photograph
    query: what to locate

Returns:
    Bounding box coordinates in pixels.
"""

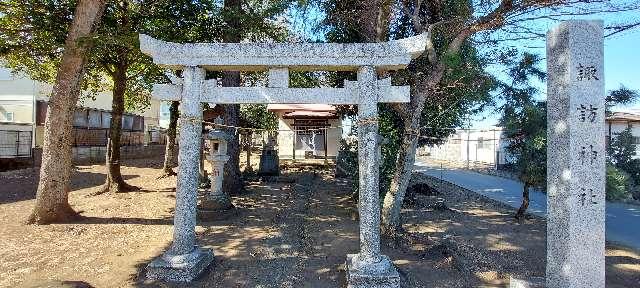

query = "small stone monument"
[258,132,280,176]
[197,129,236,220]
[546,20,605,288]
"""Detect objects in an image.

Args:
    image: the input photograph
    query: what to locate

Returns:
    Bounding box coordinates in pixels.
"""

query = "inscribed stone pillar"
[146,66,214,282]
[346,66,400,288]
[546,20,605,288]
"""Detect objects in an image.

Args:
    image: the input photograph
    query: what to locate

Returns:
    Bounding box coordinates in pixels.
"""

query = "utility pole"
[493,129,497,170]
[466,121,470,169]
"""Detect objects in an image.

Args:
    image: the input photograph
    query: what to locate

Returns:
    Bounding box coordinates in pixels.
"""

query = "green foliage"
[607,128,640,200]
[335,133,359,193]
[618,159,640,185]
[499,52,547,187]
[140,0,222,43]
[504,103,547,187]
[0,0,167,112]
[290,71,323,88]
[605,86,639,115]
[379,106,403,194]
[607,127,636,166]
[239,104,277,130]
[419,43,496,146]
[620,159,640,200]
[320,0,495,195]
[0,0,74,83]
[1,0,294,114]
[320,0,365,43]
[606,164,631,201]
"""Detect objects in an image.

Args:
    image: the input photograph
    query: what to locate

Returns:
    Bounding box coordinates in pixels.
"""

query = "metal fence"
[418,128,509,170]
[0,130,32,158]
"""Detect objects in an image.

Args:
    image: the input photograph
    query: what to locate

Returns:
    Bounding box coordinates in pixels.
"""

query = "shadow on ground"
[0,163,147,205]
[2,157,638,287]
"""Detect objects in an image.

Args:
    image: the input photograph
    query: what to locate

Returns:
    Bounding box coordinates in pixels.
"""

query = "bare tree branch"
[606,21,640,37]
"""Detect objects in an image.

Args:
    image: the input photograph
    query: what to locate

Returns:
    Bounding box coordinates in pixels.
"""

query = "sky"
[286,2,640,130]
[472,7,640,128]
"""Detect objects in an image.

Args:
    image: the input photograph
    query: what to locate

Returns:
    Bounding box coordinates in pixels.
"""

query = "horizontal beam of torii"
[152,78,410,104]
[139,33,429,71]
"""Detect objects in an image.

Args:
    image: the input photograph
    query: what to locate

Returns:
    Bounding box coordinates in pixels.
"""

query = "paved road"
[414,161,640,251]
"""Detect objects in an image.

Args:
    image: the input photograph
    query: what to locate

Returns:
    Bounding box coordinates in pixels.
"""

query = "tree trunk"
[357,0,390,42]
[222,95,242,195]
[199,137,209,184]
[159,101,179,178]
[364,0,505,236]
[99,59,138,194]
[515,183,530,220]
[245,131,253,173]
[27,0,107,224]
[381,87,430,235]
[221,0,243,196]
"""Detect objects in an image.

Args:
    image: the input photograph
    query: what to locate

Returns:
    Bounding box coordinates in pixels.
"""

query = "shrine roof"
[267,104,335,112]
[282,111,337,118]
[268,104,338,119]
[205,130,231,140]
[607,112,640,122]
[139,33,429,71]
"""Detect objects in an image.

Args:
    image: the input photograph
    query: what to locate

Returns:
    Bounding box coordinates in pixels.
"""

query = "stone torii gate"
[140,33,428,287]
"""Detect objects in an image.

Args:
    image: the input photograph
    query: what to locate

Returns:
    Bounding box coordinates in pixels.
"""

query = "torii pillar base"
[146,246,214,282]
[346,254,400,288]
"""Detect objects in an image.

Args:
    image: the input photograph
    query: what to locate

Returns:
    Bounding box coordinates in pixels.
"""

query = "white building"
[0,66,167,160]
[421,127,507,167]
[606,112,640,156]
[267,104,343,159]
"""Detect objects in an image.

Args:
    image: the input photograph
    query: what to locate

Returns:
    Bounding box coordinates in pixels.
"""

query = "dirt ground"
[0,155,638,288]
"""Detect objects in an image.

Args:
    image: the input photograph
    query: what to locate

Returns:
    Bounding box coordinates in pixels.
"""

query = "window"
[477,137,493,149]
[73,110,88,127]
[3,111,14,122]
[160,102,171,118]
[101,112,111,128]
[88,110,102,128]
[0,68,13,80]
[122,115,134,130]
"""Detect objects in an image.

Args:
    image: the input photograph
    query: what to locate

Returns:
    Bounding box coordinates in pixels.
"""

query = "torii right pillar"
[546,20,605,288]
[346,66,400,288]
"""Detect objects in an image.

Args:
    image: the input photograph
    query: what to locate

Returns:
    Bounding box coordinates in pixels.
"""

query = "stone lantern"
[197,129,235,220]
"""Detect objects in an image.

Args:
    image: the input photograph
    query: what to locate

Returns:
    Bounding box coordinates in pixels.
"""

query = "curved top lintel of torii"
[139,33,429,72]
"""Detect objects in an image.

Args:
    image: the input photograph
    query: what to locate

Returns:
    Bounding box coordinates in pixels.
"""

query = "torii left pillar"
[146,66,214,282]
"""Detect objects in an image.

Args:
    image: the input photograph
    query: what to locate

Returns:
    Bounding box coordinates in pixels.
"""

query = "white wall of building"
[424,128,506,166]
[276,116,342,159]
[0,67,166,146]
[608,121,640,158]
[158,101,171,129]
[0,68,38,124]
